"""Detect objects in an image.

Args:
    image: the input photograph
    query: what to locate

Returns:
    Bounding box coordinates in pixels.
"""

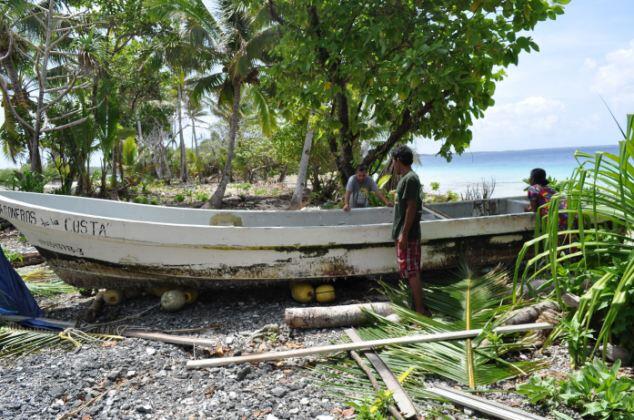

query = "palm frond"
[0,325,121,359]
[245,26,278,61]
[318,268,547,410]
[188,72,227,102]
[248,85,276,136]
[26,280,77,297]
[150,0,221,40]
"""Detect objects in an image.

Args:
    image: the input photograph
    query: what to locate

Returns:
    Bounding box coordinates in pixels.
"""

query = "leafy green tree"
[262,0,568,184]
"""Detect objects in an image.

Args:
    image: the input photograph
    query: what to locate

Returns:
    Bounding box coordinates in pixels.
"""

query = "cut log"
[186,322,554,369]
[11,251,45,268]
[346,329,418,419]
[561,292,580,308]
[426,386,546,420]
[503,301,560,326]
[285,302,394,329]
[84,291,105,322]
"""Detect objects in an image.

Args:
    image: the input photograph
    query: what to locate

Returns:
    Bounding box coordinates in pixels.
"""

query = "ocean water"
[414,144,620,198]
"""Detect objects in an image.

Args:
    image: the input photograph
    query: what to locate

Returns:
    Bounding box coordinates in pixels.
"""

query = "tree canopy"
[261,0,567,182]
[0,0,569,201]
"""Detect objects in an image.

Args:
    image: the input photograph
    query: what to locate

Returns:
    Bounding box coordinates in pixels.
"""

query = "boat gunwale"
[0,192,533,234]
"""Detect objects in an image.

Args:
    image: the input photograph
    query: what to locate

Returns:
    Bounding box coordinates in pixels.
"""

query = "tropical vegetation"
[1,0,567,207]
[514,114,634,366]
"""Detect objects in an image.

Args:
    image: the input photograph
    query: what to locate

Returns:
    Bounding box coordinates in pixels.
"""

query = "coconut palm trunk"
[191,115,199,157]
[177,84,188,182]
[210,80,241,208]
[289,118,314,210]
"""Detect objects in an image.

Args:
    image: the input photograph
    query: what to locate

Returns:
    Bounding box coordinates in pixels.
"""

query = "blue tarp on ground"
[0,246,60,329]
[0,246,43,318]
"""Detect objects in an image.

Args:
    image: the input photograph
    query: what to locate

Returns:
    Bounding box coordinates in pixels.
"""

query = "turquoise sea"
[414,144,620,198]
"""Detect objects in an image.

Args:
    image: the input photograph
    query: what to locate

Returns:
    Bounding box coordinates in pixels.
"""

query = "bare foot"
[416,306,432,317]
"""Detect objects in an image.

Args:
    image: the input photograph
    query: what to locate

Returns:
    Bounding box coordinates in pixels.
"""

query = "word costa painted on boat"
[63,218,109,237]
[0,204,37,225]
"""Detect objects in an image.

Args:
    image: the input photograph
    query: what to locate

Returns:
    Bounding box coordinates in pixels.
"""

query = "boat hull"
[0,191,534,289]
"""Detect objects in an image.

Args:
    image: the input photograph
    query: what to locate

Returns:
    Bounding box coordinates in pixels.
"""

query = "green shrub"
[133,196,149,204]
[234,183,251,192]
[0,169,14,187]
[174,193,185,202]
[10,169,46,193]
[517,359,634,419]
[195,192,209,202]
[3,249,23,264]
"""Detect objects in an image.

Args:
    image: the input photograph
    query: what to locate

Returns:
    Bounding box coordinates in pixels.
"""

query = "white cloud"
[583,58,597,70]
[475,96,565,134]
[591,39,634,106]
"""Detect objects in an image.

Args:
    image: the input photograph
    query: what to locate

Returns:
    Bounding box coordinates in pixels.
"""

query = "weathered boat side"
[0,191,534,289]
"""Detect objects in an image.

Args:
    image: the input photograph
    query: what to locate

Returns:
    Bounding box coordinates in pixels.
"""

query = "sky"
[1,0,633,168]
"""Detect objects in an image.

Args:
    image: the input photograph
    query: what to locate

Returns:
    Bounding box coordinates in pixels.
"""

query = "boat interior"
[0,191,529,228]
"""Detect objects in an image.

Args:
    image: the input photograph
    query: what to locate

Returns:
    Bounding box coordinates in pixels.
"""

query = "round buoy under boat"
[290,283,315,303]
[183,289,199,304]
[161,289,187,312]
[315,284,336,303]
[103,289,124,305]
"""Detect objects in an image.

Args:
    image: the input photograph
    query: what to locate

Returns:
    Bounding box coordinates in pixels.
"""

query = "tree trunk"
[277,165,287,183]
[288,118,314,210]
[110,140,118,190]
[99,159,107,197]
[117,140,124,183]
[191,115,199,158]
[284,302,394,329]
[177,84,187,182]
[30,0,56,174]
[210,81,241,208]
[310,164,322,193]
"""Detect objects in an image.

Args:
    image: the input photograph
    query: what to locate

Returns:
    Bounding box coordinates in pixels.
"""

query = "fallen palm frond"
[25,280,77,297]
[0,324,122,359]
[316,267,548,408]
[18,267,78,297]
[514,115,634,366]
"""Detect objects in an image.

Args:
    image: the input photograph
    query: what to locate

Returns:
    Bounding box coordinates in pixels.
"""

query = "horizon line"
[418,143,619,156]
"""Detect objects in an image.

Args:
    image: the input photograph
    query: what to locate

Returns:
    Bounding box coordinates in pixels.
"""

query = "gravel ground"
[0,228,579,419]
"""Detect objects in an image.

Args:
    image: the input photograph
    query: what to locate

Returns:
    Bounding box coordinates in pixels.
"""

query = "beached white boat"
[0,191,533,289]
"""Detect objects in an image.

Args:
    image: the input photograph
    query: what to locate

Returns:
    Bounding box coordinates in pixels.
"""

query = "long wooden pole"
[186,322,553,369]
[346,328,418,419]
[426,386,546,420]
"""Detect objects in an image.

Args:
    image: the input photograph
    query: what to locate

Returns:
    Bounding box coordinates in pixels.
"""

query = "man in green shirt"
[391,145,430,316]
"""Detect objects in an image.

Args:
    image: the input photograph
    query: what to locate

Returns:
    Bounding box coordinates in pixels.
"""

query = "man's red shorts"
[396,240,421,277]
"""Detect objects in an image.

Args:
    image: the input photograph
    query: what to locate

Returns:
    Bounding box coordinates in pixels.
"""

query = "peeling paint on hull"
[35,230,532,289]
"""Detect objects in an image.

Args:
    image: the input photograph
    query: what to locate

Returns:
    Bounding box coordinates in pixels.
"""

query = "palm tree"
[184,94,209,157]
[162,0,276,207]
[161,25,200,183]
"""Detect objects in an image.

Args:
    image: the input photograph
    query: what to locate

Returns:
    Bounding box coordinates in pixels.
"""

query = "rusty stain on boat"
[209,213,243,226]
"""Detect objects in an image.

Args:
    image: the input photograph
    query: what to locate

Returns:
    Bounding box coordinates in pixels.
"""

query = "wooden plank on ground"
[426,386,546,420]
[348,348,405,420]
[345,328,418,419]
[186,322,553,368]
